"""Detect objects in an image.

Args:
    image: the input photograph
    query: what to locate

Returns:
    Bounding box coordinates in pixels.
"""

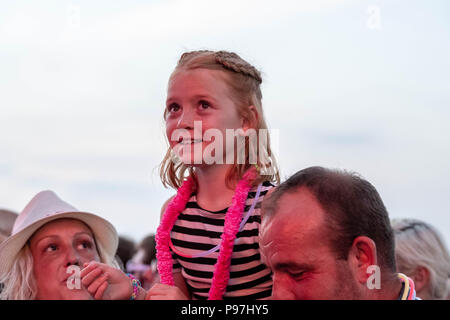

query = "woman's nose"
[65,249,80,267]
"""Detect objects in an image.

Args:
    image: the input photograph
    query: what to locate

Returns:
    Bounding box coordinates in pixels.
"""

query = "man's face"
[29,218,101,300]
[260,188,361,300]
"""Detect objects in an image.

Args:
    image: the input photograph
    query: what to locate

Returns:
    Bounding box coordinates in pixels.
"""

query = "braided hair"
[177,50,261,83]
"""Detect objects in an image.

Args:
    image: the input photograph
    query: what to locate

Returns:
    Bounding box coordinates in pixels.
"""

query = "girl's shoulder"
[258,181,277,196]
[160,195,176,220]
[247,181,276,203]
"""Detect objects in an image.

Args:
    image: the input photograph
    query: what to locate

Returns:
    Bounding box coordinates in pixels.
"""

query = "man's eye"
[289,271,305,279]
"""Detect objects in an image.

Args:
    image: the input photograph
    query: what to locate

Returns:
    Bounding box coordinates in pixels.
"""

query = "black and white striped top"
[170,181,274,300]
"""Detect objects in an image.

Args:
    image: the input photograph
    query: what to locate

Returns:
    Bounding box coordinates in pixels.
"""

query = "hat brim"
[0,211,118,276]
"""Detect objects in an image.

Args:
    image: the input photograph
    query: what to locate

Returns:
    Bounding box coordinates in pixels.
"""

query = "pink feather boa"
[156,167,258,300]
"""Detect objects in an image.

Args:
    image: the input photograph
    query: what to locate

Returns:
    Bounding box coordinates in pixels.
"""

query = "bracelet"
[126,273,141,300]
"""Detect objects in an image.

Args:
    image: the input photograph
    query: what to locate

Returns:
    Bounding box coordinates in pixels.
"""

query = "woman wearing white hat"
[0,190,120,300]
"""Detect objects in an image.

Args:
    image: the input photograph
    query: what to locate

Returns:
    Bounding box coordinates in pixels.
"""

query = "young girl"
[81,50,280,300]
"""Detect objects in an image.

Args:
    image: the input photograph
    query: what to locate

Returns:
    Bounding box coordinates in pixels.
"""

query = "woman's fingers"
[81,267,103,287]
[80,261,101,278]
[94,281,109,300]
[87,272,109,297]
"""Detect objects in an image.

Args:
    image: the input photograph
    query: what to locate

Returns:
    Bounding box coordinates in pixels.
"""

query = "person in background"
[392,218,450,300]
[447,279,450,300]
[126,234,159,290]
[0,209,18,243]
[116,236,136,272]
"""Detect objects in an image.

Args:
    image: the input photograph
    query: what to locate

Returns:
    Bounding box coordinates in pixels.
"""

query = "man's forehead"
[264,188,325,225]
[260,188,328,254]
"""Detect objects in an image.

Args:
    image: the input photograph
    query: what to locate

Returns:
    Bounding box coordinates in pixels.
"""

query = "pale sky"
[1,0,449,246]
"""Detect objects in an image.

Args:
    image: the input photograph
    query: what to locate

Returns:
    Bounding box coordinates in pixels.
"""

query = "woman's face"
[29,218,101,300]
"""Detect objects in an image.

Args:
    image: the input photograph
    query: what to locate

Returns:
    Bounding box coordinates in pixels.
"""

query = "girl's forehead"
[168,68,229,91]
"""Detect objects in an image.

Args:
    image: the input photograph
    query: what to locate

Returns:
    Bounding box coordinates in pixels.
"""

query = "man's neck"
[371,274,403,300]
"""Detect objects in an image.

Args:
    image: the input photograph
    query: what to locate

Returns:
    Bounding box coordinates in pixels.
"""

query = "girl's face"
[165,68,245,166]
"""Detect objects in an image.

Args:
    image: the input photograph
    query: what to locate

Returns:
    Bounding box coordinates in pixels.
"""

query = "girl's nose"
[176,108,195,130]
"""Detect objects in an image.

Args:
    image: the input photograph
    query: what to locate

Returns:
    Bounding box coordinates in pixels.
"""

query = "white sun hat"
[0,190,118,275]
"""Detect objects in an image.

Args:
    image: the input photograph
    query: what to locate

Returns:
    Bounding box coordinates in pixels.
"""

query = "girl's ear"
[242,105,259,131]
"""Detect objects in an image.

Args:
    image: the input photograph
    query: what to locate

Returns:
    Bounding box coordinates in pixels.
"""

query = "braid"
[178,50,212,66]
[214,51,262,84]
[177,50,262,84]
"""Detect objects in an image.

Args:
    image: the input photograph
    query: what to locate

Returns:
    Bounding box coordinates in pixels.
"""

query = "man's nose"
[271,273,295,300]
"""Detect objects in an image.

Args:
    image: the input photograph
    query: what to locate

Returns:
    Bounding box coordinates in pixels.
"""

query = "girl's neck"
[195,165,236,212]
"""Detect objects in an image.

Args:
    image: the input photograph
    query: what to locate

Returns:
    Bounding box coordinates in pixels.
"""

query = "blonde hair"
[392,218,450,299]
[160,50,280,190]
[0,245,36,300]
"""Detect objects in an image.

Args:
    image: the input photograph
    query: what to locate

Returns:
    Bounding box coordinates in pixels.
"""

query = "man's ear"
[411,266,430,294]
[242,105,259,131]
[347,236,378,285]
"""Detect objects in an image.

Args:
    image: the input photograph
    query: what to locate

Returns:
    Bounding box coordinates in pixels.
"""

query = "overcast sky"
[1,0,449,246]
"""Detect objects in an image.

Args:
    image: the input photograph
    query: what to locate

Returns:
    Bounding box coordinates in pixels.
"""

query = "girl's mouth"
[178,138,203,145]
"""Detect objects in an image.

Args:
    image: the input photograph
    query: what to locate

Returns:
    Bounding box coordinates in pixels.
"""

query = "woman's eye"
[45,244,58,252]
[78,241,92,250]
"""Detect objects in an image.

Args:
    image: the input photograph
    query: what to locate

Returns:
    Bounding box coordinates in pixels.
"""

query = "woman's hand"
[145,283,188,300]
[80,261,136,300]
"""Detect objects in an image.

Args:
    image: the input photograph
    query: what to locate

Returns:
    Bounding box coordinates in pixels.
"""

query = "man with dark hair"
[260,166,418,300]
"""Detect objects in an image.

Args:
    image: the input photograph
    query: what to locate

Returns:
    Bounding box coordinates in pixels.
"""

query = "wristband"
[126,273,141,300]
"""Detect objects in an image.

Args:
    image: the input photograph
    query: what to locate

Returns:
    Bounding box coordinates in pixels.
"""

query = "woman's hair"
[392,218,450,299]
[160,50,280,190]
[0,245,36,300]
[0,221,120,300]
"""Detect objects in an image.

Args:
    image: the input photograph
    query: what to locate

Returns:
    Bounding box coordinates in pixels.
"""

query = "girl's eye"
[199,100,210,110]
[167,103,181,113]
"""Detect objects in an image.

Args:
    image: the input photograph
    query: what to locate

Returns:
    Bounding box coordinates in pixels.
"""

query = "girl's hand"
[80,261,133,300]
[145,283,188,300]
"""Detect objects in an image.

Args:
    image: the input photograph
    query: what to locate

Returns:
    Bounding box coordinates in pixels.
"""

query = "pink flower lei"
[155,167,258,300]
